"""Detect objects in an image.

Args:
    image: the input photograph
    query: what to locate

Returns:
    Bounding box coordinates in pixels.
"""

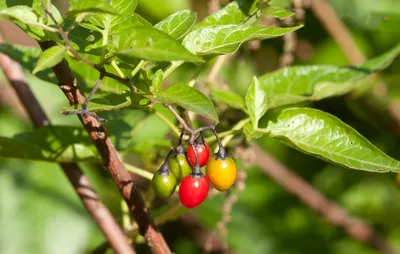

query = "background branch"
[38,41,170,254]
[0,52,135,254]
[251,144,397,254]
[310,0,365,64]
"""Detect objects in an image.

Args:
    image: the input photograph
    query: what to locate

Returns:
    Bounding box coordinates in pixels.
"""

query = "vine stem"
[0,50,135,254]
[162,103,216,143]
[39,39,171,254]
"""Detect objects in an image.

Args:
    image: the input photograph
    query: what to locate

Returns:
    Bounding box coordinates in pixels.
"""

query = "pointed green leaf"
[157,83,218,122]
[259,43,400,109]
[0,6,50,41]
[155,10,197,39]
[68,0,119,16]
[0,44,56,83]
[33,45,66,74]
[32,0,63,25]
[266,108,400,173]
[70,0,146,56]
[197,2,250,28]
[245,77,268,128]
[210,89,246,111]
[183,24,302,56]
[114,27,204,62]
[266,7,294,20]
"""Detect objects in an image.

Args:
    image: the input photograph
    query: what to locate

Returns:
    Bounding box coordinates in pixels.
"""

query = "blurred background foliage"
[1,0,400,253]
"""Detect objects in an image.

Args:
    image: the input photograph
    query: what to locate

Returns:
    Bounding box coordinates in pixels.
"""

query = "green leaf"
[114,27,204,62]
[197,2,249,28]
[259,43,400,109]
[0,6,49,41]
[71,0,146,55]
[210,89,246,111]
[0,44,56,83]
[33,45,66,74]
[32,0,63,25]
[66,53,130,94]
[0,127,98,162]
[266,108,400,173]
[245,77,268,128]
[157,83,218,122]
[266,7,294,20]
[243,122,263,140]
[68,0,119,16]
[183,24,302,56]
[151,69,164,93]
[154,10,197,39]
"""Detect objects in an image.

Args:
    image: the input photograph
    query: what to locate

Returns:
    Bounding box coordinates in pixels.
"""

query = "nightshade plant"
[1,0,400,253]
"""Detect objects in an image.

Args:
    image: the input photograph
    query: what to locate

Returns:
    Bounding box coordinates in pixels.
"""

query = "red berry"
[187,142,210,167]
[179,174,209,208]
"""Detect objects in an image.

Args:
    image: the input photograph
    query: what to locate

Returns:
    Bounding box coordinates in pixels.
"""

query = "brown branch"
[0,53,135,254]
[251,144,397,254]
[309,0,365,64]
[38,41,171,254]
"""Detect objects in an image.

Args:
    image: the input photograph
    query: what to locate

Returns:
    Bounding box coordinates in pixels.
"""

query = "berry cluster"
[152,129,237,208]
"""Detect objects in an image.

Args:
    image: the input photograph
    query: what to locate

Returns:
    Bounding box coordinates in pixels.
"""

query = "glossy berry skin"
[187,142,210,167]
[152,171,177,198]
[179,174,209,208]
[206,154,237,191]
[169,153,192,181]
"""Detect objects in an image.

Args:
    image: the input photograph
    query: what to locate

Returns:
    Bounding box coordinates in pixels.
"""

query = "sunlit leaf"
[68,0,119,16]
[259,43,400,109]
[183,24,302,56]
[33,45,66,74]
[0,44,56,83]
[266,7,294,20]
[197,2,249,28]
[155,10,196,39]
[0,6,51,41]
[114,27,204,62]
[157,83,218,122]
[245,77,267,128]
[266,108,400,172]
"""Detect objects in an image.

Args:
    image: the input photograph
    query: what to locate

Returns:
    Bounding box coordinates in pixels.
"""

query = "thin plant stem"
[163,61,184,78]
[124,163,154,181]
[155,111,180,137]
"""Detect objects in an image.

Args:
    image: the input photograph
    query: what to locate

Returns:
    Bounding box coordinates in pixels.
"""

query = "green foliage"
[245,76,267,128]
[114,26,204,62]
[33,45,67,74]
[266,108,400,173]
[197,2,249,27]
[183,24,303,56]
[157,83,218,122]
[258,43,400,109]
[0,127,98,162]
[210,89,246,111]
[1,0,400,253]
[154,10,197,39]
[67,0,120,16]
